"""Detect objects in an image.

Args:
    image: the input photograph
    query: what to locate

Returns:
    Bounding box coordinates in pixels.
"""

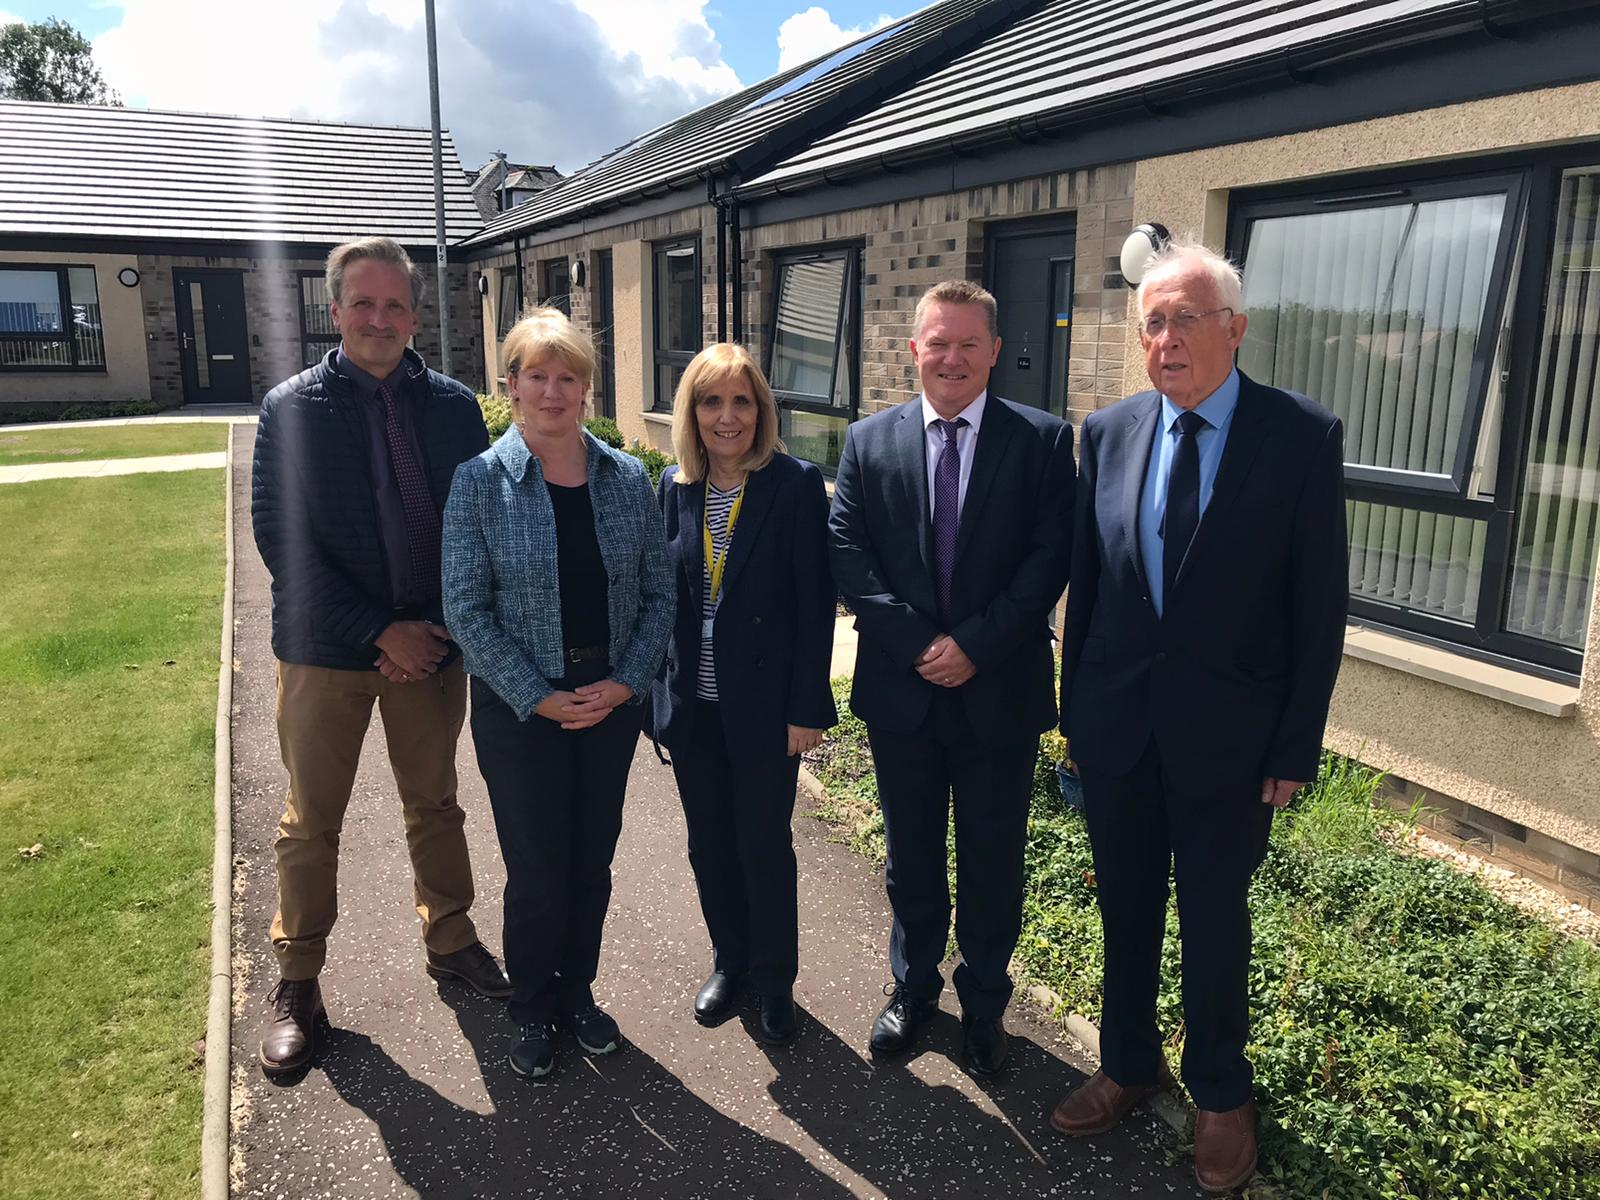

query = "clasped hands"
[536,679,633,730]
[917,633,975,688]
[375,620,451,682]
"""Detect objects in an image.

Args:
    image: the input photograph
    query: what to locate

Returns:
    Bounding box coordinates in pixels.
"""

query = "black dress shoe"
[758,993,800,1047]
[962,1014,1009,1076]
[869,984,936,1056]
[258,977,325,1076]
[426,941,513,999]
[694,970,743,1025]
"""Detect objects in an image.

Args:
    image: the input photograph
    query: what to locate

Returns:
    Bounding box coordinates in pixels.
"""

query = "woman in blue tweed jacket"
[443,309,672,1079]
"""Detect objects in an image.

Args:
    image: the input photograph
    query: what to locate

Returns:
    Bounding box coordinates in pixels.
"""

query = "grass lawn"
[0,470,224,1199]
[0,423,230,467]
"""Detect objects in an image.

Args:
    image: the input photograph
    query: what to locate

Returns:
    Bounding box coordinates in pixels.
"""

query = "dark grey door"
[174,269,251,405]
[593,249,615,420]
[985,223,1075,417]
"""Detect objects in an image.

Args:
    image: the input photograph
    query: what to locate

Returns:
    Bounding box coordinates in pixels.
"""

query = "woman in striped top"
[649,343,837,1047]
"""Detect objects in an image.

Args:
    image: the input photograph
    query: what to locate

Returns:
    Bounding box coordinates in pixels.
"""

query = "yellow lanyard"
[703,477,747,607]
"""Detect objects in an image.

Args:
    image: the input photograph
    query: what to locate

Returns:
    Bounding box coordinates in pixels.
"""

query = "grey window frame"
[764,244,863,476]
[651,237,701,413]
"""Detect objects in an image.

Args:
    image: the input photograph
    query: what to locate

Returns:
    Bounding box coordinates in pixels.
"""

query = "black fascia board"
[461,0,1046,251]
[0,233,478,263]
[459,190,711,262]
[737,5,1600,229]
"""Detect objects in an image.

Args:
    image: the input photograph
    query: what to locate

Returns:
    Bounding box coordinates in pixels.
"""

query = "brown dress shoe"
[1193,1100,1258,1193]
[258,977,324,1076]
[1049,1067,1169,1136]
[426,941,512,999]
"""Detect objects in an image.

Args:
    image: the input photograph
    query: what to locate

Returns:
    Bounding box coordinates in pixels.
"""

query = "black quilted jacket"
[251,348,489,670]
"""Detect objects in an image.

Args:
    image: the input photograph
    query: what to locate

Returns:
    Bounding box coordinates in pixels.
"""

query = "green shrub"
[809,676,1600,1200]
[0,400,165,426]
[584,416,624,447]
[477,393,512,438]
[625,440,674,487]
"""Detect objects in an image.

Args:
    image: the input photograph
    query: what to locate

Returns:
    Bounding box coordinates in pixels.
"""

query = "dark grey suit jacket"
[829,395,1076,746]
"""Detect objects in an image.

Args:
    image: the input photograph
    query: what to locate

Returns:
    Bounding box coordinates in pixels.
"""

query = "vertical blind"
[1507,166,1600,649]
[770,257,847,401]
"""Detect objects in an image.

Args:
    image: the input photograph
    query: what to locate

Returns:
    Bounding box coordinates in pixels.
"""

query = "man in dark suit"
[1049,244,1346,1192]
[829,280,1076,1075]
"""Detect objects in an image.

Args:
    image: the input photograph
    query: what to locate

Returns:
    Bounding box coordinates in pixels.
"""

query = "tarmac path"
[227,425,1203,1199]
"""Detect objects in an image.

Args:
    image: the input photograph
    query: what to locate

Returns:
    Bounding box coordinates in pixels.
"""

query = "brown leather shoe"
[1194,1100,1258,1193]
[1049,1067,1170,1136]
[426,941,512,999]
[258,977,324,1076]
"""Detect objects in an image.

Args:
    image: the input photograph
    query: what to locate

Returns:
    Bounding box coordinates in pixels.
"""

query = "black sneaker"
[568,1003,621,1055]
[509,1022,556,1078]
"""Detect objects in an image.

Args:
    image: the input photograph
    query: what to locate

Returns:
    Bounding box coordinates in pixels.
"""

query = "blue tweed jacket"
[443,426,674,720]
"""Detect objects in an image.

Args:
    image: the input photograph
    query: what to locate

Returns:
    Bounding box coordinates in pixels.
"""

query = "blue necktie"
[1163,409,1207,604]
[932,417,966,622]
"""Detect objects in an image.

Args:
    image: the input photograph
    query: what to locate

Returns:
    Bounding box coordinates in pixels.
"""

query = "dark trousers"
[1079,737,1274,1112]
[469,667,643,1026]
[670,700,801,997]
[867,690,1037,1020]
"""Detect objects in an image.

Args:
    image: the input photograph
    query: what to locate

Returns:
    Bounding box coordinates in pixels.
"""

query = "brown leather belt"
[565,645,607,664]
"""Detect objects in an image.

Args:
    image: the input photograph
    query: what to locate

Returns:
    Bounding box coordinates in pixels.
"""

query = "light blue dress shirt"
[1139,367,1241,617]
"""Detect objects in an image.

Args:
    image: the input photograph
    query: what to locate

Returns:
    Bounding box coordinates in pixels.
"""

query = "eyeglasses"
[1140,307,1234,338]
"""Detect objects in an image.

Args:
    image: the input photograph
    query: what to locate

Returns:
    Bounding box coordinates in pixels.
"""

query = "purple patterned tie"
[932,417,966,622]
[378,383,442,598]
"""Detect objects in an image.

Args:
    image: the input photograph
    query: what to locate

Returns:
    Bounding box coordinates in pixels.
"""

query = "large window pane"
[542,258,570,317]
[657,244,700,353]
[1348,499,1486,623]
[0,338,72,367]
[1240,191,1509,488]
[1506,166,1600,649]
[779,408,848,473]
[0,268,64,333]
[496,269,520,340]
[771,258,846,401]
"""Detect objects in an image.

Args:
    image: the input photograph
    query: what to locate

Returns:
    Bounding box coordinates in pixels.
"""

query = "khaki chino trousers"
[270,659,479,980]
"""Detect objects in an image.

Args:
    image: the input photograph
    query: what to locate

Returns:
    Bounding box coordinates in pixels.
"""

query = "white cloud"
[90,0,745,173]
[0,9,23,26]
[776,5,896,71]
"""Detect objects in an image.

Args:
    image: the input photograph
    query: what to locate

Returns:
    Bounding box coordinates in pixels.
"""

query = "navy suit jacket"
[649,453,838,761]
[829,395,1076,746]
[1060,371,1348,784]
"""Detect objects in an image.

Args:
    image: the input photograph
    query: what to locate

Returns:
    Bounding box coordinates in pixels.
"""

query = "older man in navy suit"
[830,280,1075,1076]
[1050,243,1347,1192]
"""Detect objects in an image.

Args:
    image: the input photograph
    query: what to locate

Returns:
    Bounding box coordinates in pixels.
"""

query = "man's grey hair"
[1136,240,1244,316]
[325,237,424,308]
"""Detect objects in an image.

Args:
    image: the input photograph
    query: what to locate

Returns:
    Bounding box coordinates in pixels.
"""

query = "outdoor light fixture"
[1119,222,1171,287]
[572,260,587,288]
[477,274,489,295]
[117,267,141,287]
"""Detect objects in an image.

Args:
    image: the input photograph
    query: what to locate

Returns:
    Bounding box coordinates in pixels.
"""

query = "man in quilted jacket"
[250,236,507,1077]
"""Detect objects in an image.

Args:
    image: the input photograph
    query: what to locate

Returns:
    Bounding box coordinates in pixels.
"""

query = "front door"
[985,222,1075,417]
[174,269,251,405]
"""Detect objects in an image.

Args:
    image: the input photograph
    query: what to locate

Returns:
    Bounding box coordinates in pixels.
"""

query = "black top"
[338,348,427,607]
[547,481,611,653]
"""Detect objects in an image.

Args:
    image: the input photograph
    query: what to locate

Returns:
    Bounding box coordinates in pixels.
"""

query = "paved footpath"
[228,425,1203,1199]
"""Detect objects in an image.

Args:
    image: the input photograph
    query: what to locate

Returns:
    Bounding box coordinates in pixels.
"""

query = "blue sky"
[2,1,904,78]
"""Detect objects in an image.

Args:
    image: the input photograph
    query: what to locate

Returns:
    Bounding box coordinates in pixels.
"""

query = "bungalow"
[462,0,1600,897]
[0,100,484,415]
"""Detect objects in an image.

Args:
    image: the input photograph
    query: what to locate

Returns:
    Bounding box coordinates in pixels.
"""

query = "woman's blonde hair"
[670,343,785,484]
[502,306,596,387]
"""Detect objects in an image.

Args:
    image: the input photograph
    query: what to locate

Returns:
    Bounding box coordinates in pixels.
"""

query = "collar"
[491,424,618,485]
[331,345,425,395]
[1160,367,1240,434]
[920,390,988,434]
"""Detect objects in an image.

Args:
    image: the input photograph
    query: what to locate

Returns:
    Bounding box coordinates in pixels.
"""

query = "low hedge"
[809,678,1600,1200]
[474,396,672,485]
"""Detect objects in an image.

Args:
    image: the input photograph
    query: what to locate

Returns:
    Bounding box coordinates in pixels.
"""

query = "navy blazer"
[829,395,1076,746]
[649,452,838,761]
[1060,371,1348,784]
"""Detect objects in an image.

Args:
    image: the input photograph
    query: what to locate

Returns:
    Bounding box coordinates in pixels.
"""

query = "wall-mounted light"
[476,274,489,296]
[117,267,141,287]
[572,259,587,289]
[1119,222,1171,287]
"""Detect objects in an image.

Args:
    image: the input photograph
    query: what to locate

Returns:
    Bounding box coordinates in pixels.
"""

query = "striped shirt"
[696,481,741,700]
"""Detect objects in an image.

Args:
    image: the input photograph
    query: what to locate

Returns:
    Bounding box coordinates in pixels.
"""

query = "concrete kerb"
[201,423,238,1200]
[794,763,1192,1139]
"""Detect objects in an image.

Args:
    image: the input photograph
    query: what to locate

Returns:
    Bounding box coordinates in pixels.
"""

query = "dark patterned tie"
[932,417,967,623]
[1162,409,1207,604]
[378,383,442,600]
